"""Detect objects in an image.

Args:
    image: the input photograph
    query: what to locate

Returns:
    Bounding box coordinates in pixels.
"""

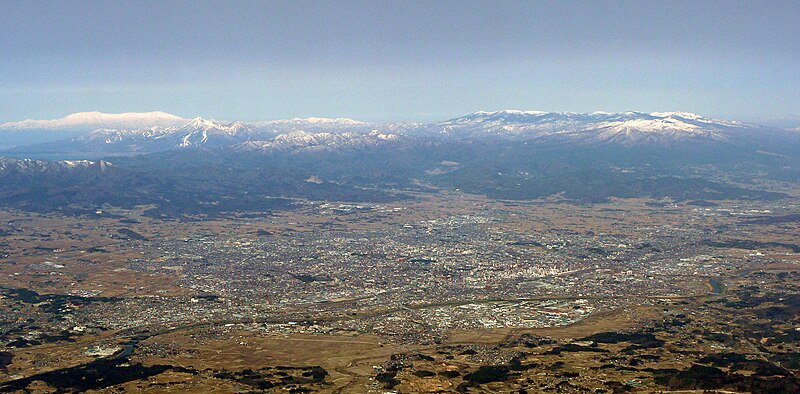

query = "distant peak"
[452,110,728,123]
[649,111,703,119]
[188,116,211,124]
[260,117,368,125]
[183,117,241,129]
[63,110,182,119]
[302,117,366,124]
[1,111,188,130]
[472,110,549,116]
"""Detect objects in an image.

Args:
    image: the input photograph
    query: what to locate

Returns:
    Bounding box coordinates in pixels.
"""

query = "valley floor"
[0,194,798,393]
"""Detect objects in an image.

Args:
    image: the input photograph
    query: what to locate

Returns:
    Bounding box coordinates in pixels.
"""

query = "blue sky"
[1,0,799,124]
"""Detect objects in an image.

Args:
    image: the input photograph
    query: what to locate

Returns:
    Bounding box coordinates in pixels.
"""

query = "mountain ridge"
[0,109,798,216]
[0,111,188,130]
[1,110,793,154]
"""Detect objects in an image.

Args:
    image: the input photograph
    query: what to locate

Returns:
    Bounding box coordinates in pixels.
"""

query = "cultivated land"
[1,194,799,393]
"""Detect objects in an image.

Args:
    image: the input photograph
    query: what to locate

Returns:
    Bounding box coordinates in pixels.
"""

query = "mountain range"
[1,110,788,154]
[0,112,189,150]
[1,110,798,217]
[0,111,187,131]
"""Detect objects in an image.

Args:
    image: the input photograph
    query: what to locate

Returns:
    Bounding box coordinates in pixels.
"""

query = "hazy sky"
[1,0,799,123]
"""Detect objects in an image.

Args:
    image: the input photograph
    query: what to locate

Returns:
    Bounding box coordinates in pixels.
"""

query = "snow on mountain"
[76,127,164,144]
[573,112,749,145]
[433,110,644,137]
[54,117,376,152]
[68,117,254,151]
[257,117,367,126]
[235,130,401,153]
[0,111,187,131]
[1,110,772,154]
[253,117,373,135]
[170,117,252,148]
[0,157,111,174]
[431,110,751,144]
[587,118,724,145]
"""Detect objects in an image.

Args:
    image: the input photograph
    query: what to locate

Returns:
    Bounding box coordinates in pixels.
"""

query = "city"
[2,194,798,392]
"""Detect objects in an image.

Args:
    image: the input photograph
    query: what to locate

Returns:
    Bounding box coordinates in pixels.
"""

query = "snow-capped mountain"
[1,110,784,155]
[0,157,111,175]
[31,117,255,152]
[1,111,798,215]
[429,110,751,144]
[257,117,367,127]
[0,111,187,131]
[253,117,374,136]
[166,117,253,148]
[0,111,191,149]
[5,116,382,154]
[234,130,402,153]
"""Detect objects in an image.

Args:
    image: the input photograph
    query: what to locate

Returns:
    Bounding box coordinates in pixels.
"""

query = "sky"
[1,0,799,125]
